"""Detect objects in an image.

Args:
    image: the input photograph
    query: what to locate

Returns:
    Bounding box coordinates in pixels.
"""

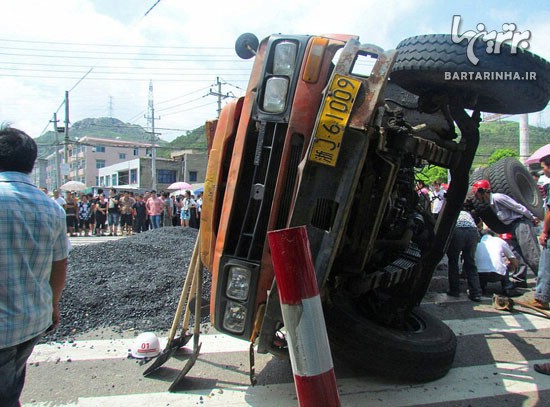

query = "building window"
[95,176,99,186]
[157,169,176,184]
[189,171,198,182]
[130,169,138,184]
[134,148,139,156]
[99,176,104,186]
[96,159,105,169]
[119,153,126,159]
[95,145,105,153]
[112,174,118,185]
[105,175,111,186]
[119,171,129,185]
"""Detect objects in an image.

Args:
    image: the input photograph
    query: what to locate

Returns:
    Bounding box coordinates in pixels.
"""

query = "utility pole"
[51,113,62,189]
[108,96,114,118]
[64,91,70,182]
[519,114,529,163]
[208,77,233,118]
[146,80,160,191]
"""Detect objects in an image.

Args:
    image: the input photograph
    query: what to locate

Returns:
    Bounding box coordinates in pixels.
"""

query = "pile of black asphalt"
[40,227,211,344]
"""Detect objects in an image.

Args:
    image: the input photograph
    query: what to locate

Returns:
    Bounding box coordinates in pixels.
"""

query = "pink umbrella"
[167,181,192,190]
[525,144,550,165]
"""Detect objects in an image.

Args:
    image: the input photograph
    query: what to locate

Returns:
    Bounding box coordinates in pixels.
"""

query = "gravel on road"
[41,227,211,344]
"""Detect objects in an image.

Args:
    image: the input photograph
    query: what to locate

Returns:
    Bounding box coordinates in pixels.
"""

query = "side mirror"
[235,33,259,60]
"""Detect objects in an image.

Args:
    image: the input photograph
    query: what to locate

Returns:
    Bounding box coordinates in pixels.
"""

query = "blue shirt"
[0,172,69,348]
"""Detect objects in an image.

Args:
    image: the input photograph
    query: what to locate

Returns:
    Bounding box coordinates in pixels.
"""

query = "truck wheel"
[469,166,490,185]
[390,34,550,114]
[488,157,545,219]
[324,295,456,382]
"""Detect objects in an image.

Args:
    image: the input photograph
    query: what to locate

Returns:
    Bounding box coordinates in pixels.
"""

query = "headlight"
[223,301,247,333]
[273,41,297,76]
[226,266,251,300]
[263,77,289,113]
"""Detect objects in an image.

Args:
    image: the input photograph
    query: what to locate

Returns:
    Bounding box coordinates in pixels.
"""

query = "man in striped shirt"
[0,127,69,406]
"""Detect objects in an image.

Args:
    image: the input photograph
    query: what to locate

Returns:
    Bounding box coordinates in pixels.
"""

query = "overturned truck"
[199,33,550,381]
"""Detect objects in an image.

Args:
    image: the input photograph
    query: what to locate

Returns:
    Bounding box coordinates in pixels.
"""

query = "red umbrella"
[525,144,550,165]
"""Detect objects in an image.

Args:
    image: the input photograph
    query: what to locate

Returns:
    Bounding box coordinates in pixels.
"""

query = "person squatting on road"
[0,126,69,406]
[446,209,483,302]
[475,229,519,297]
[472,179,540,288]
[533,155,550,375]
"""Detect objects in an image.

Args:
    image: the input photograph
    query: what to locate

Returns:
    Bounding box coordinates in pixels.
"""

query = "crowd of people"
[438,155,550,315]
[43,187,203,237]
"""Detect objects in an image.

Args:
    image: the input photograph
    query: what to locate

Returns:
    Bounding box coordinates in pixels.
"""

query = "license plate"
[308,74,361,167]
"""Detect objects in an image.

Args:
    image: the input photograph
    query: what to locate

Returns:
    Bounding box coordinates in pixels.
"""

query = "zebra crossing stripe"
[29,334,249,364]
[36,359,549,407]
[29,313,550,364]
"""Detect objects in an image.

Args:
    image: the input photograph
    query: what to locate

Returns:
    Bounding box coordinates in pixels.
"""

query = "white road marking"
[32,360,547,407]
[29,334,250,364]
[30,313,550,364]
[445,312,550,336]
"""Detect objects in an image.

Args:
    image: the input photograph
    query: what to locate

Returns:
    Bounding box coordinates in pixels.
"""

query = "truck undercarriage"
[200,33,550,381]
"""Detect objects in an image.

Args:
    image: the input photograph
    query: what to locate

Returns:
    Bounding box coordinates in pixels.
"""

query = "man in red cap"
[472,180,540,289]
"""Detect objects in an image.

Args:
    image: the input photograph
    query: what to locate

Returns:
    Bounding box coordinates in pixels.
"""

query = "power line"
[155,85,213,106]
[0,67,249,77]
[0,60,248,71]
[0,38,231,50]
[160,101,218,117]
[143,0,163,17]
[156,95,210,113]
[0,51,244,62]
[0,45,235,57]
[0,73,249,82]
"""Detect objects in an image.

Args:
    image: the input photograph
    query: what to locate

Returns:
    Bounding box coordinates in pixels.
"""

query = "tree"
[487,148,517,165]
[418,165,448,184]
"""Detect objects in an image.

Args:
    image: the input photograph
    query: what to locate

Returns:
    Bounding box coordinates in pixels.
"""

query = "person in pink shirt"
[146,190,164,229]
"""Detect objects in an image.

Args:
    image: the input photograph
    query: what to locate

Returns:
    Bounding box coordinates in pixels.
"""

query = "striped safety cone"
[267,226,341,407]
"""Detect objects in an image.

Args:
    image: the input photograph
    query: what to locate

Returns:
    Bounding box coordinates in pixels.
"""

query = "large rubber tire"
[488,157,545,219]
[469,166,490,185]
[391,34,550,114]
[324,295,457,382]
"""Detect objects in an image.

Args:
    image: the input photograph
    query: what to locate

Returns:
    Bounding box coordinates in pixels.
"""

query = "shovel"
[492,294,550,319]
[169,258,204,391]
[143,235,200,376]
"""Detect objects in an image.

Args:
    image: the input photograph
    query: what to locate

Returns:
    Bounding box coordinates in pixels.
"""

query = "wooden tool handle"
[515,300,550,318]
[167,234,200,343]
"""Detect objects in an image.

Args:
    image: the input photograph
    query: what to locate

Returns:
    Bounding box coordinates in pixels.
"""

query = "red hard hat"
[472,179,491,193]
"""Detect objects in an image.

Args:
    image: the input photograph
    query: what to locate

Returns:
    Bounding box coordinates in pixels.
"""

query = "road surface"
[19,236,550,406]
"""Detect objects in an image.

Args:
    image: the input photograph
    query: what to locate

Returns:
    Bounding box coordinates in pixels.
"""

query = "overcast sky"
[2,0,549,141]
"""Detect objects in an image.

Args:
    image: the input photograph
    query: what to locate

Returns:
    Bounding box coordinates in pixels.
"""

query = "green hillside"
[168,125,208,150]
[35,117,548,166]
[475,121,549,166]
[35,117,167,158]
